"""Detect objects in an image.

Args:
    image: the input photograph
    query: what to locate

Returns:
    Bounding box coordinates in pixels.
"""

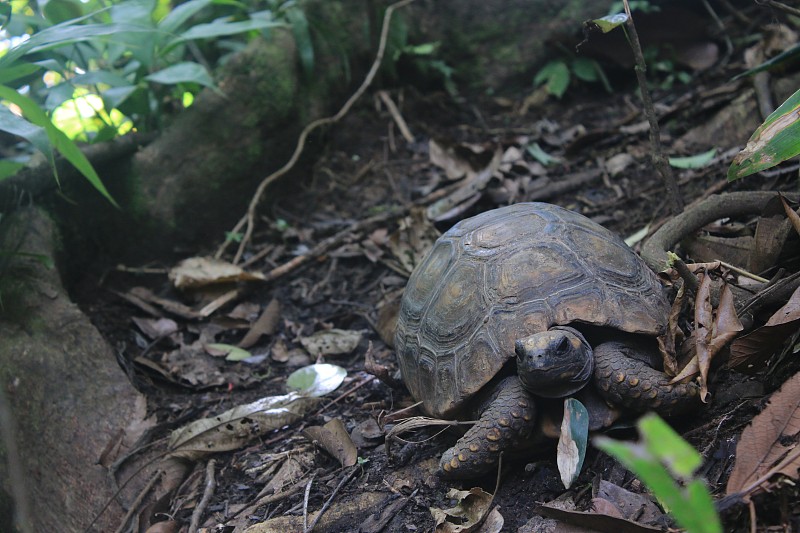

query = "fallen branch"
[216,0,418,264]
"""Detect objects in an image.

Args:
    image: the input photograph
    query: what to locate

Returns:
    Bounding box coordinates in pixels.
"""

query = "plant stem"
[622,0,683,215]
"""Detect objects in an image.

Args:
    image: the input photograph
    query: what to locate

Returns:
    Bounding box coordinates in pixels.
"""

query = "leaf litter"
[83,11,800,530]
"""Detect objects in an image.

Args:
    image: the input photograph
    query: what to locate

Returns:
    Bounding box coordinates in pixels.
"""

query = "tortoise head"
[515,326,594,398]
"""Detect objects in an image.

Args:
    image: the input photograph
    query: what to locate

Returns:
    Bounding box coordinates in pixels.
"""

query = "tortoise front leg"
[440,376,537,479]
[593,341,701,416]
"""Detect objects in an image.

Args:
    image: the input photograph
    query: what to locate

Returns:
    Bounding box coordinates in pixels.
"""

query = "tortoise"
[395,202,699,478]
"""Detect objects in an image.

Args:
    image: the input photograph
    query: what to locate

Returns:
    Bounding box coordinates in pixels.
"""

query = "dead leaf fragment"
[169,392,317,461]
[729,284,800,372]
[239,298,281,348]
[132,317,179,340]
[169,256,266,290]
[431,487,495,533]
[300,328,362,356]
[726,371,800,501]
[303,418,358,467]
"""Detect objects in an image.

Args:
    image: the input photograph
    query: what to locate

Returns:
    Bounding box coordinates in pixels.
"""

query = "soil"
[73,41,800,533]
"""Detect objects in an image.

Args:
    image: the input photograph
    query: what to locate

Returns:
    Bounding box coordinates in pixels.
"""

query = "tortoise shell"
[395,202,669,418]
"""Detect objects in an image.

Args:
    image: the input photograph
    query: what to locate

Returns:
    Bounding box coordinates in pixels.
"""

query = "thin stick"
[189,459,217,532]
[622,0,683,214]
[304,466,359,533]
[303,474,315,532]
[217,0,418,264]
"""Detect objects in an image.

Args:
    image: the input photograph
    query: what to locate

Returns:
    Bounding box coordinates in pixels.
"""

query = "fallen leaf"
[206,342,252,362]
[286,363,347,397]
[557,398,589,489]
[169,392,317,461]
[169,256,266,290]
[388,207,440,274]
[239,298,281,348]
[729,284,800,372]
[303,418,358,467]
[593,480,664,525]
[694,273,713,401]
[431,487,494,533]
[132,317,179,340]
[300,328,362,356]
[536,504,662,532]
[726,371,800,501]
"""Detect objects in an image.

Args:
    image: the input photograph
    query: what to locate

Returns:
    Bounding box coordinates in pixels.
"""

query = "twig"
[622,0,683,214]
[304,466,360,533]
[378,90,415,143]
[112,469,163,533]
[261,206,404,282]
[758,0,800,17]
[303,473,315,532]
[217,0,418,264]
[189,459,217,532]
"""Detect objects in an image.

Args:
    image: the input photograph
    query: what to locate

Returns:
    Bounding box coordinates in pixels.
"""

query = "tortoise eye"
[556,336,571,355]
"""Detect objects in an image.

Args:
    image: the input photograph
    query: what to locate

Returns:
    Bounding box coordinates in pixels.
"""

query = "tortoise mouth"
[517,361,592,398]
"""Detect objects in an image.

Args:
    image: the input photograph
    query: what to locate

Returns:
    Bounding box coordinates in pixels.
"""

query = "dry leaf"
[729,285,800,372]
[169,392,317,461]
[132,317,179,340]
[726,371,800,500]
[302,418,358,467]
[239,298,281,348]
[300,328,362,356]
[695,273,713,401]
[169,256,266,290]
[431,487,494,533]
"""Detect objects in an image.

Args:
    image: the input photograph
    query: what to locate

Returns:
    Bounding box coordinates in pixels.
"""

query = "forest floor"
[76,35,800,532]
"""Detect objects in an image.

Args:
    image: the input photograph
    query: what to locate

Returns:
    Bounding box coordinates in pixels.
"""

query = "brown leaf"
[726,371,800,500]
[694,273,713,401]
[707,282,743,366]
[168,256,265,290]
[781,195,800,236]
[239,298,281,348]
[302,418,358,467]
[537,504,662,532]
[431,487,494,533]
[729,284,800,372]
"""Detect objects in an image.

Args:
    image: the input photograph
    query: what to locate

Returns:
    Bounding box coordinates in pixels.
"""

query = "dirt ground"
[75,29,800,532]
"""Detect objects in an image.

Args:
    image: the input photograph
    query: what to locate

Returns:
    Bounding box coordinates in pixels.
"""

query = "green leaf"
[0,160,27,180]
[668,148,717,169]
[176,17,282,41]
[43,0,84,24]
[0,19,150,67]
[534,60,570,98]
[639,413,702,478]
[71,71,132,88]
[157,0,212,35]
[207,343,252,361]
[526,142,558,166]
[0,62,42,85]
[102,85,139,109]
[0,105,54,160]
[572,57,598,82]
[145,62,215,89]
[594,414,723,533]
[0,86,118,206]
[557,398,589,488]
[286,5,314,78]
[590,13,628,33]
[732,43,800,81]
[728,87,800,180]
[286,363,346,397]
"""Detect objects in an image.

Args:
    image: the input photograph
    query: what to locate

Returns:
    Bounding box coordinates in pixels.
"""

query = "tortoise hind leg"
[593,341,701,416]
[440,376,537,479]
